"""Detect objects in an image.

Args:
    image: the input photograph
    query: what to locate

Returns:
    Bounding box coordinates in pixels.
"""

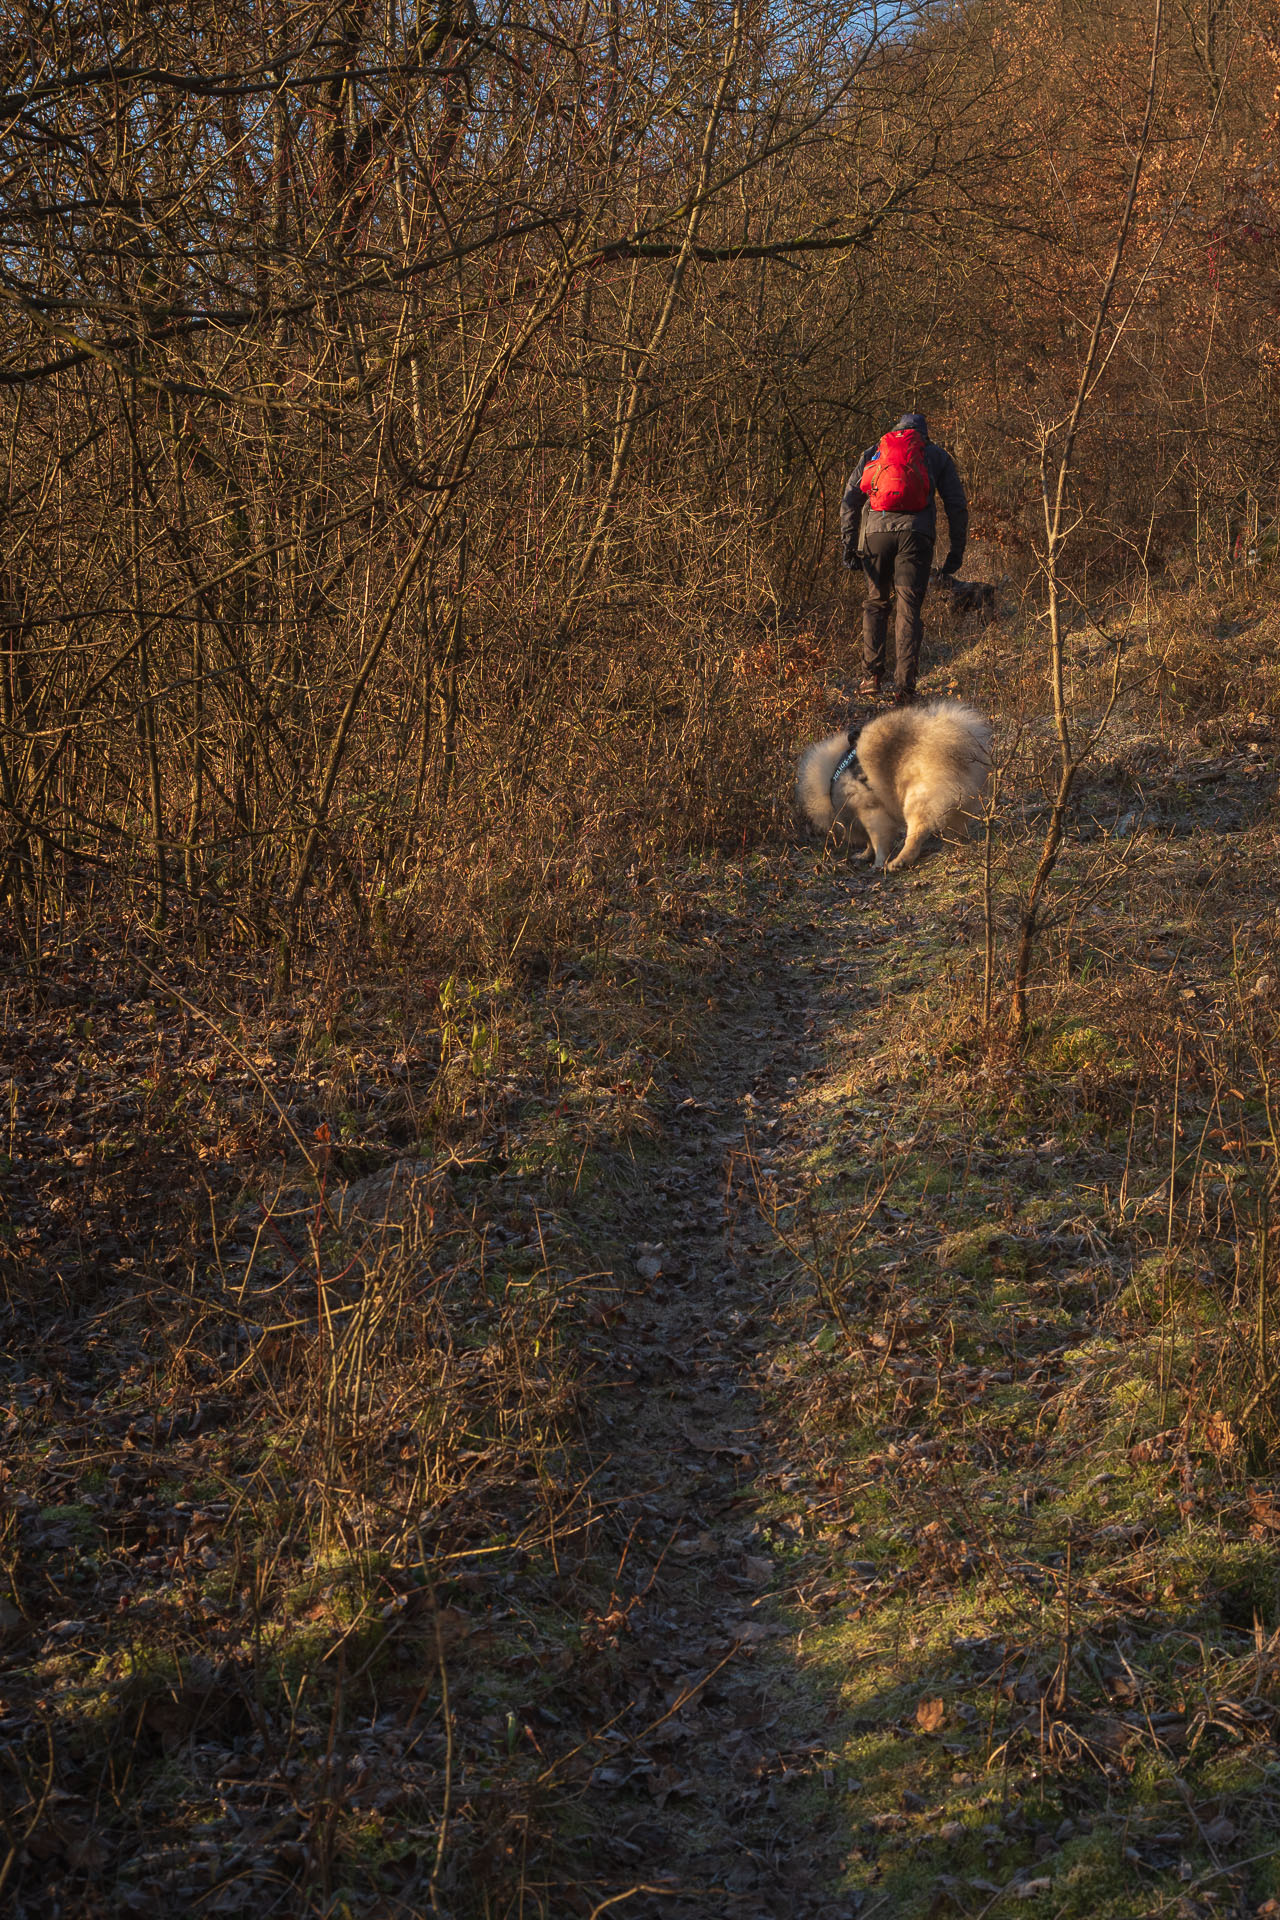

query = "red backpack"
[859,427,931,513]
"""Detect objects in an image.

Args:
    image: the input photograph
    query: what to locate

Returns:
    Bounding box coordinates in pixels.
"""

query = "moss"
[283,1547,390,1621]
[38,1502,101,1541]
[1178,1539,1280,1630]
[936,1226,1004,1280]
[1044,1022,1116,1073]
[1114,1252,1221,1323]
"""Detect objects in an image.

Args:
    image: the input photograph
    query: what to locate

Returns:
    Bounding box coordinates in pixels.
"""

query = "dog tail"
[950,703,993,761]
[795,730,854,833]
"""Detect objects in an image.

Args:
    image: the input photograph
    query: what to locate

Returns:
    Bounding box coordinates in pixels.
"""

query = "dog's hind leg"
[885,819,933,871]
[830,802,872,860]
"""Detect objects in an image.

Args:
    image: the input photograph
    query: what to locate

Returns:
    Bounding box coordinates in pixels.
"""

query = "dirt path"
[555,699,1280,1920]
[563,848,889,1919]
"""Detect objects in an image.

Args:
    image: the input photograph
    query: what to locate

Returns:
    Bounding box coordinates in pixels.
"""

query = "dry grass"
[4,564,1280,1914]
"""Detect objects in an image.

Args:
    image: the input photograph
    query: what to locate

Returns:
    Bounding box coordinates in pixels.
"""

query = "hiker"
[840,411,969,706]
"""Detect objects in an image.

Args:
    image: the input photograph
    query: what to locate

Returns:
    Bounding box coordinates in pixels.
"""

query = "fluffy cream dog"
[796,700,992,871]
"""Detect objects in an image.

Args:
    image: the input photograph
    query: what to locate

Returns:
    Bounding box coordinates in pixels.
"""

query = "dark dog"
[932,570,997,620]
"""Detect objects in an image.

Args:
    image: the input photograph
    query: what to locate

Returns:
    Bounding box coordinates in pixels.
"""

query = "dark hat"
[897,411,928,437]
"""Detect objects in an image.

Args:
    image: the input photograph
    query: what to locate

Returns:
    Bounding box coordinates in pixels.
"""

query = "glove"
[842,542,859,570]
[941,554,961,577]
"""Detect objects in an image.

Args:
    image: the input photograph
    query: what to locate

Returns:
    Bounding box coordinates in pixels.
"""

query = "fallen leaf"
[671,1531,717,1559]
[1203,1413,1240,1460]
[425,1605,476,1649]
[917,1696,947,1734]
[646,1763,695,1806]
[1246,1489,1280,1533]
[731,1617,779,1644]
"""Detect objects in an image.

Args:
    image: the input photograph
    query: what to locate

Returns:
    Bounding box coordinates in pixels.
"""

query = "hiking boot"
[856,675,882,701]
[890,685,918,707]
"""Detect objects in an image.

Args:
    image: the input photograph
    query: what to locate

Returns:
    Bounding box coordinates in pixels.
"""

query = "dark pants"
[861,528,933,690]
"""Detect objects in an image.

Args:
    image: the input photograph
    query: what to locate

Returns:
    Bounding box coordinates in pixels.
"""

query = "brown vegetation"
[3,0,1273,962]
[2,0,1280,1913]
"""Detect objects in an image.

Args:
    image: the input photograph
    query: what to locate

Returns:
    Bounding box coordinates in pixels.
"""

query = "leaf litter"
[4,611,1280,1914]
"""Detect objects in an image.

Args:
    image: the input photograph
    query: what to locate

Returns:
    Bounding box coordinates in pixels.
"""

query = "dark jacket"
[840,414,969,573]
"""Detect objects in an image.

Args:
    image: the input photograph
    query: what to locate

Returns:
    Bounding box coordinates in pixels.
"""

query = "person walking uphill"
[840,412,968,705]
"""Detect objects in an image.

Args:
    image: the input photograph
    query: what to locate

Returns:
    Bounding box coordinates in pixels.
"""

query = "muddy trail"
[560,852,932,1919]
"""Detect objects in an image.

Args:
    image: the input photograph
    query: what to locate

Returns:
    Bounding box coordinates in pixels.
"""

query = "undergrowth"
[2,568,1279,1915]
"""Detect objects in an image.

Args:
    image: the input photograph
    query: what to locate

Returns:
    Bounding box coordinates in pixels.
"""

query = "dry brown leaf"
[426,1604,476,1649]
[916,1696,947,1734]
[1246,1488,1280,1533]
[731,1618,777,1645]
[1203,1412,1240,1461]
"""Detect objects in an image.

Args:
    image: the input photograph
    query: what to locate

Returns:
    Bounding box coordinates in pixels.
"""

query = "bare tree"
[1008,0,1165,1041]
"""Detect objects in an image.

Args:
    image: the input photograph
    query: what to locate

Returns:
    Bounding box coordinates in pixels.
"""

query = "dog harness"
[831,741,862,799]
